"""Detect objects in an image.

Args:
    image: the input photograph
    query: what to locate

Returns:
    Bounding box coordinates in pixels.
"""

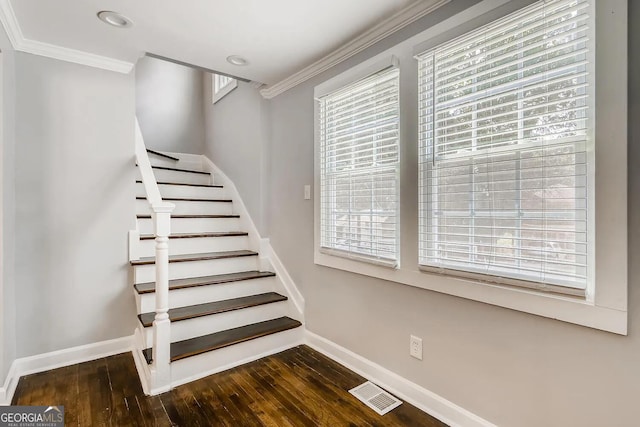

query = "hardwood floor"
[12,345,448,426]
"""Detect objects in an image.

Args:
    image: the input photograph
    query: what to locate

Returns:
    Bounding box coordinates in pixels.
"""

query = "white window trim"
[313,0,627,335]
[212,75,238,104]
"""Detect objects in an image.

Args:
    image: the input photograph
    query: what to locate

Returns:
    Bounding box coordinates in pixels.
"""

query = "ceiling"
[9,0,417,84]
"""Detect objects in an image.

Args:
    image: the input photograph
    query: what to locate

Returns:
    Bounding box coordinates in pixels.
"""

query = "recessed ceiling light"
[97,11,133,28]
[227,55,249,66]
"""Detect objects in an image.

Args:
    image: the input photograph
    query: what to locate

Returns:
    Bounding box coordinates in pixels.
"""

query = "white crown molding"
[260,0,451,99]
[0,0,134,74]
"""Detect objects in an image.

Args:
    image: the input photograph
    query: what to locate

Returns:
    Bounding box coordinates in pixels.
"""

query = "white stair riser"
[146,156,182,169]
[149,169,211,185]
[136,217,241,234]
[135,276,277,313]
[136,182,226,200]
[149,157,205,172]
[141,301,291,345]
[138,236,249,257]
[133,256,259,284]
[169,327,304,387]
[136,199,233,216]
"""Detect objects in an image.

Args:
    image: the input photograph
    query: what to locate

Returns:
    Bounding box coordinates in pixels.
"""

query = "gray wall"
[212,1,640,426]
[0,25,16,380]
[203,78,270,234]
[14,53,137,357]
[136,56,205,154]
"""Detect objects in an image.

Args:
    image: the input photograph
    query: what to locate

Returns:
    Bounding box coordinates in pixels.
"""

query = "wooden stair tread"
[136,196,232,202]
[130,250,257,266]
[134,271,276,294]
[150,165,209,175]
[139,231,248,240]
[142,317,302,363]
[136,180,223,188]
[136,214,240,219]
[146,149,179,161]
[137,292,287,327]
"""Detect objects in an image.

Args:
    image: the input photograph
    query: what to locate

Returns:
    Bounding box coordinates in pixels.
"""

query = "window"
[314,0,626,334]
[212,73,237,103]
[318,66,400,266]
[417,0,592,295]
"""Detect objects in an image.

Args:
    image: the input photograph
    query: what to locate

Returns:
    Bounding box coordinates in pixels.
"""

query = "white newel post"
[150,203,174,392]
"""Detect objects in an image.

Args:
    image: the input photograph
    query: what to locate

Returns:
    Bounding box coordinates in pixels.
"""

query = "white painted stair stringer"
[201,156,305,317]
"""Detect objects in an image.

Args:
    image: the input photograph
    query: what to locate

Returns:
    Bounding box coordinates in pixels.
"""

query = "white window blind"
[213,74,237,103]
[319,67,400,265]
[214,74,234,93]
[417,0,592,292]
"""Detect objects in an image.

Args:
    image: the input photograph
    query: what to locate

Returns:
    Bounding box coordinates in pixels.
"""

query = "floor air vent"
[349,381,402,415]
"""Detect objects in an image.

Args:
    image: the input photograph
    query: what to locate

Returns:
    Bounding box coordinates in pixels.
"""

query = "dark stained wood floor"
[12,345,447,426]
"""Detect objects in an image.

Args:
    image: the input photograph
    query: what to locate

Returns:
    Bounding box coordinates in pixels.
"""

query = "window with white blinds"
[417,0,592,292]
[319,67,400,265]
[212,74,237,103]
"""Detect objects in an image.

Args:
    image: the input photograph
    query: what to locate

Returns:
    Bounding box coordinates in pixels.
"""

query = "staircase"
[129,135,303,395]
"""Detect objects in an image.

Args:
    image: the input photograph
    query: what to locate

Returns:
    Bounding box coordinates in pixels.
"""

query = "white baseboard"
[0,335,133,405]
[305,331,494,427]
[0,361,18,406]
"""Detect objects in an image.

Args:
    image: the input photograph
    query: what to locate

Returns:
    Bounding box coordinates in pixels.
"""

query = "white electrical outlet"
[304,185,311,200]
[410,335,423,360]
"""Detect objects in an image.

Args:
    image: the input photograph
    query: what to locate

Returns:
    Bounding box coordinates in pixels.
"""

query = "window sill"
[319,247,398,269]
[315,249,627,335]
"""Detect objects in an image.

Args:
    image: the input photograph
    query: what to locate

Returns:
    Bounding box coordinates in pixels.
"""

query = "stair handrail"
[134,118,174,393]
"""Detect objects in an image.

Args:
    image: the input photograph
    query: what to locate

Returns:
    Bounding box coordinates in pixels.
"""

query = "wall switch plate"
[304,185,311,200]
[410,335,423,360]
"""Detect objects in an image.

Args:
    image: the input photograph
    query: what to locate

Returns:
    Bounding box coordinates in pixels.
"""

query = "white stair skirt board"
[136,182,227,200]
[138,235,250,258]
[132,328,154,395]
[135,276,278,314]
[0,335,133,405]
[168,327,304,389]
[350,381,402,416]
[305,331,495,427]
[133,255,260,284]
[136,216,241,235]
[136,199,233,216]
[140,300,294,346]
[144,168,212,186]
[200,157,305,318]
